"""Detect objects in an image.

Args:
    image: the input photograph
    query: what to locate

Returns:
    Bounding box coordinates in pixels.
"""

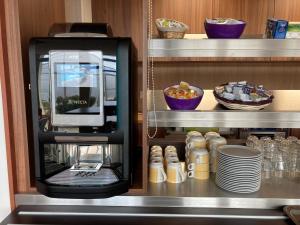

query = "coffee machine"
[29,23,136,198]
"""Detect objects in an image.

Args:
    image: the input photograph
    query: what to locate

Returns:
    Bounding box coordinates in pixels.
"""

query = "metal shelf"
[148,174,300,200]
[148,90,300,128]
[15,175,300,209]
[149,38,300,58]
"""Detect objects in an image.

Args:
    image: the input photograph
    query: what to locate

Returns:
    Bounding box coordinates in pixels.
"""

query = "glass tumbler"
[264,140,277,159]
[287,136,298,143]
[246,135,259,148]
[273,150,289,178]
[289,142,300,177]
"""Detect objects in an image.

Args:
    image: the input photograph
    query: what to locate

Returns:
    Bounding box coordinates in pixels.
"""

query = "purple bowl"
[204,21,246,39]
[164,85,204,110]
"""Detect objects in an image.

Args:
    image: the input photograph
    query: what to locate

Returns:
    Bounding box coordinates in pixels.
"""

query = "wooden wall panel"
[18,0,65,189]
[0,0,31,195]
[152,62,300,90]
[92,0,143,60]
[213,0,274,34]
[274,0,300,21]
[65,0,92,22]
[0,0,17,207]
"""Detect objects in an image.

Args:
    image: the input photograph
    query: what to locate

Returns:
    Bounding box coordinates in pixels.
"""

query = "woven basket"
[155,18,188,39]
[158,30,185,39]
[214,91,273,110]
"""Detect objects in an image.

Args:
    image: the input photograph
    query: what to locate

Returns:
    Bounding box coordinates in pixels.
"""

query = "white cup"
[164,155,179,168]
[186,136,206,149]
[204,132,220,141]
[189,148,209,164]
[167,161,186,183]
[187,170,209,180]
[187,163,209,172]
[186,131,202,143]
[150,148,163,156]
[165,151,178,158]
[149,161,167,183]
[150,153,163,160]
[165,146,177,154]
[151,145,163,151]
[208,136,227,172]
[150,156,163,163]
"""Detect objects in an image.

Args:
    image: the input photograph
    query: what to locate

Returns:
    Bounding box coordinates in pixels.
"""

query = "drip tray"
[46,168,119,186]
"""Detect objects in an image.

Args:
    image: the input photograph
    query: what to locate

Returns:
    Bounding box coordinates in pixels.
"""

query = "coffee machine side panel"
[116,39,132,180]
[29,39,44,178]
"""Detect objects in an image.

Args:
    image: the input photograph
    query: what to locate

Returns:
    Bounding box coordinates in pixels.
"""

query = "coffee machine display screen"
[56,63,99,88]
[50,50,104,127]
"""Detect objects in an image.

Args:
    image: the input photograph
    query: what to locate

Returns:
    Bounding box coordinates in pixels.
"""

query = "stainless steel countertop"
[1,205,291,224]
[148,90,300,128]
[15,175,300,209]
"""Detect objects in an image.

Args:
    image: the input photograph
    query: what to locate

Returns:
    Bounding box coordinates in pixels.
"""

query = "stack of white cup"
[149,146,166,183]
[149,145,186,183]
[207,135,227,173]
[185,131,210,180]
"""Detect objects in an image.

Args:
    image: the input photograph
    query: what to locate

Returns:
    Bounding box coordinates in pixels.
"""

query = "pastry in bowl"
[164,82,204,110]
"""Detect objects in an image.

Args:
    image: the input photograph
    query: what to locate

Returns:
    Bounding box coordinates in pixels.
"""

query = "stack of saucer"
[216,145,263,194]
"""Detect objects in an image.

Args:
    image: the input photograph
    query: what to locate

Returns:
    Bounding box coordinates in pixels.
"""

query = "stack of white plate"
[216,145,263,194]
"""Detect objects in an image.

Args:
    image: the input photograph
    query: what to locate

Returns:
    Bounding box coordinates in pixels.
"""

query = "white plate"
[218,153,262,159]
[216,183,261,190]
[216,182,261,191]
[215,177,261,187]
[216,185,260,193]
[218,145,262,158]
[215,175,261,183]
[217,163,262,169]
[216,173,261,180]
[218,152,262,159]
[217,156,262,164]
[216,166,261,173]
[215,179,261,188]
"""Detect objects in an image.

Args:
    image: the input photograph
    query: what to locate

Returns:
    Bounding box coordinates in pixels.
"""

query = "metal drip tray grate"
[46,168,119,186]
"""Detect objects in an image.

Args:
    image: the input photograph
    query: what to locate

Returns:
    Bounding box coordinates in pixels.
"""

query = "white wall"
[0,83,11,221]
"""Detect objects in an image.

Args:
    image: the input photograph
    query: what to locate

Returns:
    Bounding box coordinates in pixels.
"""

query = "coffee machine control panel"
[50,50,105,127]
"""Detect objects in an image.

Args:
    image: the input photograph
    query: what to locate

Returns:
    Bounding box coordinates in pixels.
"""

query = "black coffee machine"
[29,23,136,198]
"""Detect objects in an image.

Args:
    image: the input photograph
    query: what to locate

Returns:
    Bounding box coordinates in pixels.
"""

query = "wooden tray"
[284,205,300,225]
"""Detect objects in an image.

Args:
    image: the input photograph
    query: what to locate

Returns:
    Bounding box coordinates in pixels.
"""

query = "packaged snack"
[265,18,288,39]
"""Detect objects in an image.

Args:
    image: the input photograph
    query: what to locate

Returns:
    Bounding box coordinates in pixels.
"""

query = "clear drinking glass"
[253,139,264,153]
[274,133,285,140]
[279,139,292,153]
[260,136,272,142]
[246,135,259,148]
[261,140,277,179]
[287,136,298,143]
[273,150,289,178]
[264,140,277,159]
[289,142,300,177]
[262,158,273,179]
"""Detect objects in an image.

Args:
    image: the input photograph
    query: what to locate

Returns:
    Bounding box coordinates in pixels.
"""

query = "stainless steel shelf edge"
[15,194,300,209]
[148,90,300,128]
[148,111,300,128]
[149,39,300,58]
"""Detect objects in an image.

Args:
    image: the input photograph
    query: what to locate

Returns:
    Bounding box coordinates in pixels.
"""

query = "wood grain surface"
[274,0,300,21]
[213,0,274,34]
[151,61,300,90]
[17,0,65,190]
[0,0,17,208]
[92,0,143,60]
[1,0,31,196]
